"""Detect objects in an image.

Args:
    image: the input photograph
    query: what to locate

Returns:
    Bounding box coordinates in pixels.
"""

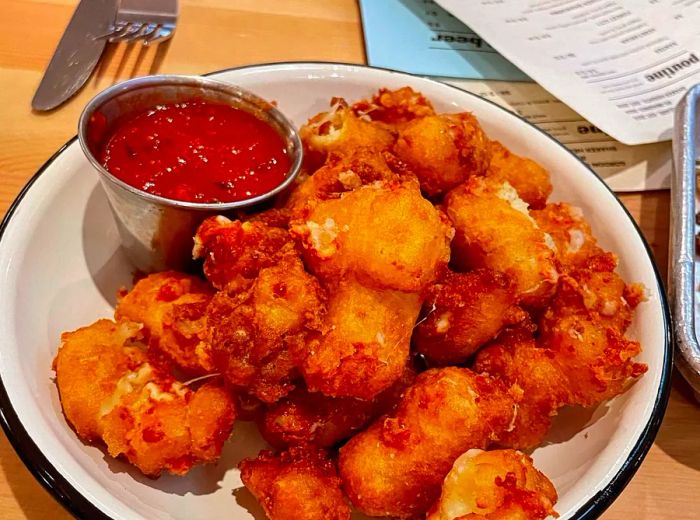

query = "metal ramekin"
[78,74,303,273]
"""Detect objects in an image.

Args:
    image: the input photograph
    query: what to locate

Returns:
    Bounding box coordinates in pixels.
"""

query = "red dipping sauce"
[100,100,291,203]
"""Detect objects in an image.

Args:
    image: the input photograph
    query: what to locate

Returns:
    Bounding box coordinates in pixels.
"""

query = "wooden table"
[1,1,698,518]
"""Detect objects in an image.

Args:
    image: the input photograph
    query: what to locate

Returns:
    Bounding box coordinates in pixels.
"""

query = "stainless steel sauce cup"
[78,74,303,273]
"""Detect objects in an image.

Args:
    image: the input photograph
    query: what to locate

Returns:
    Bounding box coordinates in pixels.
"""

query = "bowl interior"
[0,63,669,520]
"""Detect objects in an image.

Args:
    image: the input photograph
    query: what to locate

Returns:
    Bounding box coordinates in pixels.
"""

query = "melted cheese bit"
[497,182,532,222]
[567,228,585,253]
[435,312,451,334]
[305,218,339,257]
[99,364,154,418]
[338,169,362,189]
[497,182,556,254]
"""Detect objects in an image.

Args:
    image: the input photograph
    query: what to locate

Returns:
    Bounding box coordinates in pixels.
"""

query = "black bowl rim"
[0,61,672,520]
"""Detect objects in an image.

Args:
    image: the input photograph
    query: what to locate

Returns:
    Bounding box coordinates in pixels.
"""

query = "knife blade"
[32,0,117,111]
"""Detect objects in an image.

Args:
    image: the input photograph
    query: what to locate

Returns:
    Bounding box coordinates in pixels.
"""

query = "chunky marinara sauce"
[100,100,291,203]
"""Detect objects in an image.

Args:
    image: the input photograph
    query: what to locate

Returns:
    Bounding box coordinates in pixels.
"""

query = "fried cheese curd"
[531,202,606,271]
[476,277,646,449]
[445,177,559,308]
[289,178,450,399]
[193,215,296,291]
[486,140,553,210]
[239,446,350,520]
[53,320,236,477]
[427,449,558,520]
[284,147,398,217]
[301,277,421,399]
[539,274,647,407]
[414,269,527,365]
[291,178,452,293]
[394,113,491,195]
[338,367,516,518]
[299,97,395,169]
[474,324,573,450]
[115,271,214,374]
[205,255,326,403]
[260,364,416,448]
[570,264,643,333]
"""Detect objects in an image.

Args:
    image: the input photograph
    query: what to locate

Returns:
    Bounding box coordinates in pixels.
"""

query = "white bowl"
[0,63,671,520]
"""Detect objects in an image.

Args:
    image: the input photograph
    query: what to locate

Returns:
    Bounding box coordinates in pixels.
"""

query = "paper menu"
[358,0,529,81]
[446,79,671,190]
[436,0,700,145]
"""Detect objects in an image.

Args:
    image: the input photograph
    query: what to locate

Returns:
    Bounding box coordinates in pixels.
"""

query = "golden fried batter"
[244,207,292,229]
[299,97,395,170]
[54,320,236,477]
[193,216,296,291]
[205,256,326,403]
[414,269,526,365]
[427,449,558,520]
[394,113,491,195]
[351,86,435,126]
[445,177,558,307]
[260,365,415,448]
[531,202,646,332]
[338,367,516,518]
[474,325,572,450]
[239,446,350,520]
[54,320,148,442]
[101,376,235,477]
[285,147,398,217]
[476,274,647,448]
[531,203,606,270]
[291,178,452,292]
[539,275,647,407]
[300,277,420,400]
[115,271,214,374]
[486,140,552,210]
[570,266,641,333]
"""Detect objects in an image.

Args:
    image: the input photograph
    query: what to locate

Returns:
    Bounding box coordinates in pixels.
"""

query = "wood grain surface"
[1,1,698,518]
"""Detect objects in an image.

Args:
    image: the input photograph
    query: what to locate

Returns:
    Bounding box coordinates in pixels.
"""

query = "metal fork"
[99,0,178,45]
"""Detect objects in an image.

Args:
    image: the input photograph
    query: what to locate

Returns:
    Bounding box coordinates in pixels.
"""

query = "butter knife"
[32,0,117,111]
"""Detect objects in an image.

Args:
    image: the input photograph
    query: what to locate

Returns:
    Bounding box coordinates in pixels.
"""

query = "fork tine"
[107,21,135,42]
[142,24,163,45]
[94,21,129,40]
[139,23,159,40]
[119,23,152,43]
[109,22,144,43]
[143,24,175,46]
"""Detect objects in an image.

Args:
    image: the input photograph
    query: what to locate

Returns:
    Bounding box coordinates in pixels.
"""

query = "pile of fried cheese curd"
[53,87,648,520]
